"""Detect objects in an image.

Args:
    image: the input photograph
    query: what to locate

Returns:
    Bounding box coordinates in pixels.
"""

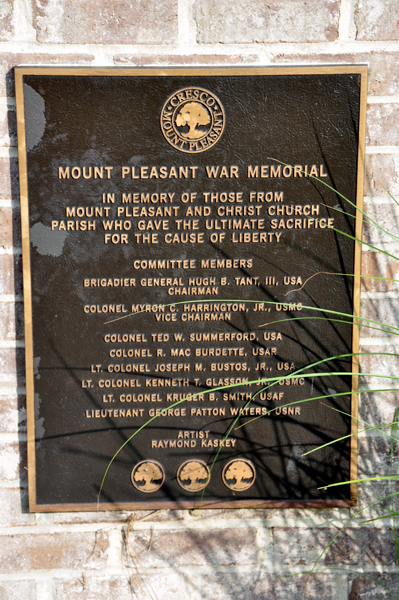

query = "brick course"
[194,0,339,43]
[355,0,399,41]
[0,580,36,600]
[123,527,258,568]
[0,532,109,573]
[32,0,178,44]
[272,52,399,96]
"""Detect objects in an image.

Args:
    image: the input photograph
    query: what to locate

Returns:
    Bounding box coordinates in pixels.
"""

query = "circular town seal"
[222,459,256,492]
[177,460,210,492]
[131,460,165,493]
[160,87,225,154]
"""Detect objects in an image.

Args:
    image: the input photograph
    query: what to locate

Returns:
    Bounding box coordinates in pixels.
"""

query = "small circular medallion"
[177,460,210,492]
[131,460,165,493]
[222,459,256,492]
[160,87,225,154]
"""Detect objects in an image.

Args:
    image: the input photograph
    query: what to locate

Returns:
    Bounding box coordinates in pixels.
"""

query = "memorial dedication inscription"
[16,67,367,511]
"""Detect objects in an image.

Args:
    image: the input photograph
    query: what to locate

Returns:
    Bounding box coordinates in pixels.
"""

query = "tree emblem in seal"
[177,459,210,492]
[160,87,225,154]
[222,459,256,491]
[131,460,165,493]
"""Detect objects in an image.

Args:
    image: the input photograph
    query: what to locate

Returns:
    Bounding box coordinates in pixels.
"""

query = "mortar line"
[0,563,398,581]
[4,39,399,54]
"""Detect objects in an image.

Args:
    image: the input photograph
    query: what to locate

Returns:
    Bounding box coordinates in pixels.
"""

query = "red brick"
[0,253,22,295]
[364,154,399,198]
[361,250,399,292]
[355,0,399,41]
[0,105,16,147]
[357,434,393,467]
[366,104,399,147]
[273,527,399,566]
[0,301,24,340]
[358,390,399,426]
[359,346,399,386]
[362,200,399,248]
[0,580,36,600]
[1,54,95,98]
[350,573,399,599]
[0,347,25,385]
[0,531,109,573]
[0,488,36,527]
[56,573,191,600]
[200,572,333,600]
[272,574,333,600]
[360,298,399,337]
[124,527,257,568]
[0,157,18,200]
[195,0,339,43]
[273,527,333,565]
[32,0,177,44]
[0,441,27,481]
[0,206,21,247]
[0,0,13,42]
[0,391,26,433]
[114,54,257,66]
[272,52,399,97]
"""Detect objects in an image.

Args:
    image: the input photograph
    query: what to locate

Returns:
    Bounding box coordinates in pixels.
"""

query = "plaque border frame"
[15,65,367,512]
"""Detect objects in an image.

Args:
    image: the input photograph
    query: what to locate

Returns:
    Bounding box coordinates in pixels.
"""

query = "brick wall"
[1,0,398,598]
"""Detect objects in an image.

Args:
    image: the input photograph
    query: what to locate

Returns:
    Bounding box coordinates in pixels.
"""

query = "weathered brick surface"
[365,155,399,198]
[358,390,399,426]
[0,206,21,247]
[0,157,18,200]
[272,52,399,97]
[366,104,399,147]
[0,347,25,385]
[0,300,24,340]
[352,477,395,523]
[355,0,399,41]
[274,527,399,565]
[360,297,399,338]
[0,104,16,147]
[357,434,395,478]
[200,572,333,600]
[0,253,22,295]
[0,531,109,573]
[54,507,187,524]
[0,580,36,600]
[0,391,26,433]
[361,250,399,292]
[0,0,13,43]
[54,510,131,524]
[0,54,95,98]
[0,487,36,527]
[56,573,195,600]
[359,345,399,387]
[195,0,339,43]
[349,572,399,599]
[124,527,257,568]
[362,200,399,248]
[32,0,178,44]
[0,441,27,481]
[113,54,257,66]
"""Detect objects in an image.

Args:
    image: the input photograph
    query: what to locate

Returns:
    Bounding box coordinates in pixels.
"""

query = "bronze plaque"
[16,67,366,512]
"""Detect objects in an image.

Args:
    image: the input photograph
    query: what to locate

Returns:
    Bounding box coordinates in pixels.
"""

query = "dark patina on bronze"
[16,67,366,512]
